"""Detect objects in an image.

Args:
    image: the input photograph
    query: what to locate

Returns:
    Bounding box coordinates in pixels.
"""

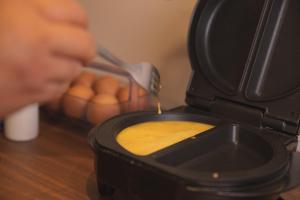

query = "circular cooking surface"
[90,111,289,188]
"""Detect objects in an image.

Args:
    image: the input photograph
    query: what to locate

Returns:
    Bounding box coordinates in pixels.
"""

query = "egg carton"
[44,69,155,125]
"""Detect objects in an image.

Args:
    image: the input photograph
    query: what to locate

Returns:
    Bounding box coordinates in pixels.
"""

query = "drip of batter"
[157,100,162,115]
[156,85,162,115]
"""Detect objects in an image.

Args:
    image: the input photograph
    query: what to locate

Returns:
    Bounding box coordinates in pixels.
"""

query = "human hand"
[0,0,96,116]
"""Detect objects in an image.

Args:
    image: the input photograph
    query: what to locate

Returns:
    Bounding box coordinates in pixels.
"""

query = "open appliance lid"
[187,0,300,134]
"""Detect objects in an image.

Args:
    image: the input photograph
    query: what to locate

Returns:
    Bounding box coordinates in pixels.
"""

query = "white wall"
[78,0,197,108]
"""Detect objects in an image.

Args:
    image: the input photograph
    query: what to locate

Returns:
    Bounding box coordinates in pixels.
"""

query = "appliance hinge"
[262,115,299,135]
[205,98,264,127]
[187,96,300,135]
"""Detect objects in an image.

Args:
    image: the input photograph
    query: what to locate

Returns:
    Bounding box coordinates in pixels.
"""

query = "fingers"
[33,0,89,28]
[37,81,70,103]
[46,24,96,65]
[45,55,83,83]
[35,55,82,102]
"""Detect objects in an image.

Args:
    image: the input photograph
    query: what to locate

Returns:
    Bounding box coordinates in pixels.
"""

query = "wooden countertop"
[0,114,299,200]
[0,115,101,200]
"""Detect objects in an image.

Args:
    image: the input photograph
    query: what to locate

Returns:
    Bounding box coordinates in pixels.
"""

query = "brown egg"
[137,87,149,110]
[117,86,130,103]
[63,85,95,119]
[87,94,120,125]
[72,71,96,87]
[94,75,120,95]
[138,87,147,96]
[117,84,148,112]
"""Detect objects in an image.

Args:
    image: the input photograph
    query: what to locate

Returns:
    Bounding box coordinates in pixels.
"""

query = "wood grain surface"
[0,115,101,200]
[0,114,298,200]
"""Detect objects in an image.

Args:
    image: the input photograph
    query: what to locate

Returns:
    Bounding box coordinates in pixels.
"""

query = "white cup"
[4,103,39,142]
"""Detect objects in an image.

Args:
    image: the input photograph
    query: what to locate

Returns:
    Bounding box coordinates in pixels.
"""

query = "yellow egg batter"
[116,121,214,156]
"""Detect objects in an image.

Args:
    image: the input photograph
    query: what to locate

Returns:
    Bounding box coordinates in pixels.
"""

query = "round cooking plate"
[90,111,289,189]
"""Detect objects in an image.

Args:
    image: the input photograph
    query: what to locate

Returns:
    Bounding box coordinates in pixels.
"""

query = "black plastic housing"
[89,110,300,200]
[187,0,300,134]
[89,0,300,199]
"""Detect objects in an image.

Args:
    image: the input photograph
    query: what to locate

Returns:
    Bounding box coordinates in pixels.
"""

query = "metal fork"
[96,47,161,96]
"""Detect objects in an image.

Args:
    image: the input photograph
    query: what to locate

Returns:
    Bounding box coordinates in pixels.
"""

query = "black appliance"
[89,0,300,199]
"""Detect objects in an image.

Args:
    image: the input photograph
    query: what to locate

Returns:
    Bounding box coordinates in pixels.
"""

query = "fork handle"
[97,47,127,67]
[88,61,132,78]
